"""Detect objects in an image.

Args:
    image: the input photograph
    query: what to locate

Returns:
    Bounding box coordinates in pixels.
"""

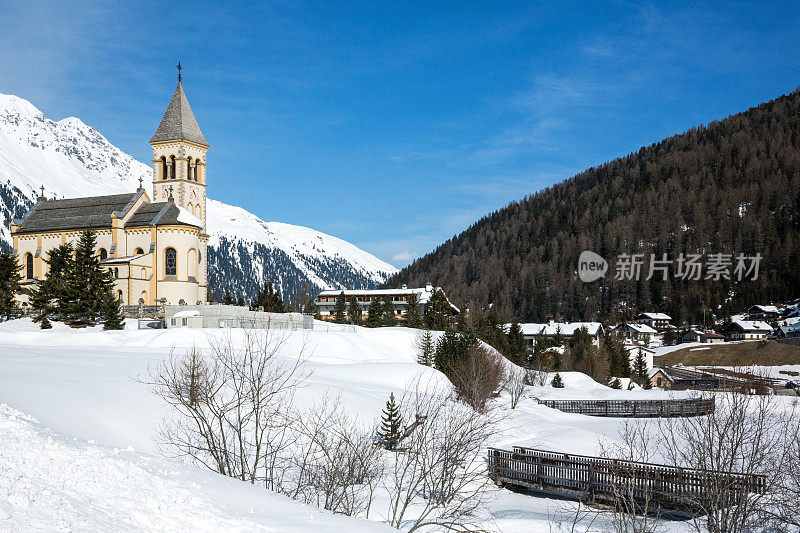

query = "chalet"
[314,283,458,323]
[681,329,726,344]
[614,323,659,345]
[778,321,800,338]
[635,312,672,331]
[727,320,773,340]
[747,305,781,321]
[511,321,604,349]
[648,368,673,389]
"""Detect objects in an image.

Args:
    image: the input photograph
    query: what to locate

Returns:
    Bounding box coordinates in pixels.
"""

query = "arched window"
[169,155,176,179]
[140,267,146,279]
[24,253,33,279]
[160,156,167,180]
[187,157,194,181]
[114,267,119,278]
[99,248,108,260]
[134,247,144,255]
[189,203,195,215]
[187,248,197,279]
[195,203,201,219]
[140,290,147,305]
[164,247,177,277]
[117,290,123,301]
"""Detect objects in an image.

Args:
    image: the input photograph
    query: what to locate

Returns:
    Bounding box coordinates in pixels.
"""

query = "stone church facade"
[11,77,210,306]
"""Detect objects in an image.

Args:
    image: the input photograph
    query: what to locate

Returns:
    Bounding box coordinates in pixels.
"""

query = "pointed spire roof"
[150,80,208,147]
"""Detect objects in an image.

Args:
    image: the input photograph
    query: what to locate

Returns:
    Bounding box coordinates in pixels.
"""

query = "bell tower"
[150,63,209,225]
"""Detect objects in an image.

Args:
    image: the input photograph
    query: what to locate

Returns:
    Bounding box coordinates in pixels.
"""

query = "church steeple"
[150,66,208,227]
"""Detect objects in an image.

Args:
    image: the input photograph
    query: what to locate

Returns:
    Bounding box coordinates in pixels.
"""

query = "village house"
[635,312,672,331]
[648,367,674,389]
[314,283,458,322]
[624,344,655,370]
[681,329,726,344]
[11,74,209,307]
[727,320,773,340]
[511,321,604,349]
[747,305,781,321]
[613,323,659,345]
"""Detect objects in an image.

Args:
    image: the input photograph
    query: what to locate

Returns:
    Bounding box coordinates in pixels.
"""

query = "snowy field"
[1,319,794,531]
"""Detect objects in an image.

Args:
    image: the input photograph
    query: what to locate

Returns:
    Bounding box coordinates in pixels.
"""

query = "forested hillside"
[387,91,800,324]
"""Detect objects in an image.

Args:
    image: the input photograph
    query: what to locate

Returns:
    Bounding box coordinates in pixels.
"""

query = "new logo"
[578,251,608,282]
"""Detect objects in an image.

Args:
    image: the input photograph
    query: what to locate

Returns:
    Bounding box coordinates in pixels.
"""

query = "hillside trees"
[404,293,423,328]
[333,291,347,324]
[423,289,451,330]
[385,90,800,323]
[250,279,285,312]
[0,251,20,318]
[347,296,362,325]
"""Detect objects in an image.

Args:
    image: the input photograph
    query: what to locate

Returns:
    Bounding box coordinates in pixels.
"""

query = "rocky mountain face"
[0,93,396,304]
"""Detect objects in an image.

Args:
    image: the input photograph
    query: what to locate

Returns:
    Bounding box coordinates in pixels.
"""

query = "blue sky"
[2,1,799,267]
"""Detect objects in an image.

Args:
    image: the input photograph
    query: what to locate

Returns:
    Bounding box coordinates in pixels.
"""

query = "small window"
[117,290,123,300]
[134,247,144,255]
[99,248,108,260]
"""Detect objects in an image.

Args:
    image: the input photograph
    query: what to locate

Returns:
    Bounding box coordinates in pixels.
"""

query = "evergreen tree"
[366,298,383,328]
[236,296,245,307]
[568,327,593,367]
[377,392,403,450]
[405,293,423,328]
[416,329,435,366]
[250,280,285,312]
[0,251,21,319]
[63,230,111,322]
[347,296,362,325]
[434,329,476,376]
[551,373,565,388]
[506,321,527,365]
[30,243,72,322]
[40,316,52,329]
[333,291,347,324]
[632,350,649,386]
[609,377,622,389]
[423,288,451,330]
[101,290,125,330]
[223,290,235,305]
[603,335,631,378]
[382,297,396,327]
[303,297,321,319]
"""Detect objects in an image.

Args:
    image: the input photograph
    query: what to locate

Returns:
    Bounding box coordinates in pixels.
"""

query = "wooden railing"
[121,305,164,318]
[488,446,766,514]
[535,397,715,418]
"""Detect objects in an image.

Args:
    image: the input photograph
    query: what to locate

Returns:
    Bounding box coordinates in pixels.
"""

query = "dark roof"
[14,193,138,234]
[126,201,203,228]
[150,81,208,147]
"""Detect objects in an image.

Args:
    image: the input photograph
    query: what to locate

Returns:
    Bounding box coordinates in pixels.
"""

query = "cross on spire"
[138,176,143,190]
[168,185,174,199]
[40,184,45,197]
[176,61,182,82]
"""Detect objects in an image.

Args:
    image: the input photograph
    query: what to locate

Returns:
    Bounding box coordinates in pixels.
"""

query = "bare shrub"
[449,343,505,413]
[656,393,797,533]
[291,397,384,518]
[147,328,310,486]
[383,379,498,532]
[599,420,664,533]
[505,365,526,409]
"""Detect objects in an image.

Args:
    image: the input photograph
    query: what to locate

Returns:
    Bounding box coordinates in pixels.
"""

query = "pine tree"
[366,298,383,327]
[334,291,347,324]
[434,329,476,376]
[377,392,403,450]
[40,316,52,329]
[348,296,362,325]
[382,297,396,327]
[405,293,423,328]
[609,377,622,389]
[603,335,631,378]
[506,321,526,365]
[551,373,565,388]
[223,290,235,305]
[250,280,285,312]
[416,329,435,366]
[63,231,111,323]
[101,290,125,330]
[0,251,21,319]
[632,351,649,386]
[30,243,72,322]
[303,298,321,319]
[236,296,245,307]
[423,288,451,330]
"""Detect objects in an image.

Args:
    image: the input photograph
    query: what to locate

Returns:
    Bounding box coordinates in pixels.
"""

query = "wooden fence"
[488,446,766,514]
[535,397,715,418]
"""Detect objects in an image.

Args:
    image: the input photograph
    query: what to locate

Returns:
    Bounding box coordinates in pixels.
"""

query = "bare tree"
[656,392,797,533]
[449,343,505,413]
[505,365,526,409]
[147,328,310,487]
[599,420,665,533]
[382,378,498,532]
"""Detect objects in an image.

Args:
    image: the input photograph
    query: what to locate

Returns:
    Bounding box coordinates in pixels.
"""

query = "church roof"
[150,81,208,147]
[125,201,203,228]
[13,193,138,234]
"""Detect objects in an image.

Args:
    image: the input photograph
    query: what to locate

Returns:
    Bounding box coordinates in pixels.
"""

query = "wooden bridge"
[535,397,715,417]
[488,446,766,515]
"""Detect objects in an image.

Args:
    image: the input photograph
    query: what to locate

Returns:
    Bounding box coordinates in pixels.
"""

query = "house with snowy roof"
[635,312,672,331]
[681,329,726,344]
[508,321,604,349]
[746,305,781,321]
[727,320,773,340]
[778,322,800,338]
[11,73,209,307]
[613,323,659,345]
[314,283,458,323]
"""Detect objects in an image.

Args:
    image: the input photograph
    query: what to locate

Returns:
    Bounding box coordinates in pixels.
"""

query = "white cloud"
[392,251,416,262]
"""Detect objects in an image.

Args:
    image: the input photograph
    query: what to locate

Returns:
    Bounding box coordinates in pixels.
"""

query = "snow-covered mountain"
[0,93,397,303]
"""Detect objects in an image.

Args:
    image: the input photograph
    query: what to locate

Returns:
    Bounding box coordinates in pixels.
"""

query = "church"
[11,72,210,307]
